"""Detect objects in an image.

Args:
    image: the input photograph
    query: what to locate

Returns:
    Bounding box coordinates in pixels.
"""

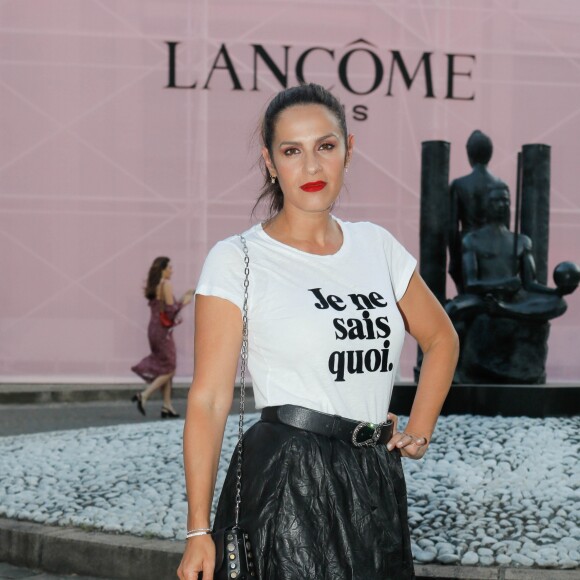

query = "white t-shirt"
[196,218,416,424]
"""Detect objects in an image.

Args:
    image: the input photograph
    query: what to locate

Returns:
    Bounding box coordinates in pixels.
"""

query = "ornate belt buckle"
[352,422,383,447]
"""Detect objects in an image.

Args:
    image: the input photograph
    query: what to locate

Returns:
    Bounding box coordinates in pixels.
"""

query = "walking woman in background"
[178,84,459,579]
[131,256,194,418]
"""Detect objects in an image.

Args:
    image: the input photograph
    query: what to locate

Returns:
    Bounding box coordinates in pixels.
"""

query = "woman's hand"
[177,535,215,580]
[386,412,429,460]
[181,289,195,306]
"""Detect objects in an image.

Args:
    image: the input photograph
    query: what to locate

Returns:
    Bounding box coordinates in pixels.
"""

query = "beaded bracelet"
[186,527,212,539]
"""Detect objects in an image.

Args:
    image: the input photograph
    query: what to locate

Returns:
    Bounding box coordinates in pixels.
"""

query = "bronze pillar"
[521,144,551,285]
[420,140,451,304]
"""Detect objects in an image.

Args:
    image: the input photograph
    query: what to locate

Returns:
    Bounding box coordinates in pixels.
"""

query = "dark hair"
[466,130,493,165]
[144,256,170,300]
[253,83,349,219]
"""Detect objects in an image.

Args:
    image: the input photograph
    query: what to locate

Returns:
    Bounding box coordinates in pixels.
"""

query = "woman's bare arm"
[162,281,175,305]
[389,271,459,459]
[178,294,243,579]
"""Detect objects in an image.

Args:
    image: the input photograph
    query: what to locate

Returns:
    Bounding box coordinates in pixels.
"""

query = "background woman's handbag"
[159,309,174,328]
[212,234,258,580]
[158,284,176,328]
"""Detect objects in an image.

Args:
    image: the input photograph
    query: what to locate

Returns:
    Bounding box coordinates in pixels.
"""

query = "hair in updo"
[254,83,349,219]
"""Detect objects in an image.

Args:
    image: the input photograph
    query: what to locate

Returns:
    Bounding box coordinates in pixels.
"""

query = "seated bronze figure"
[446,186,579,383]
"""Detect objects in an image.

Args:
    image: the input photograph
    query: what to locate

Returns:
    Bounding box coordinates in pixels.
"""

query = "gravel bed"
[404,415,579,569]
[0,414,577,570]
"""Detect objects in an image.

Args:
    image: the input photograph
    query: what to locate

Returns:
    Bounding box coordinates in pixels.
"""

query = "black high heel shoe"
[131,393,146,416]
[161,406,180,419]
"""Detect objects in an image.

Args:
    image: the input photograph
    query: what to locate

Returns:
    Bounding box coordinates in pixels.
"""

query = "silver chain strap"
[234,234,250,527]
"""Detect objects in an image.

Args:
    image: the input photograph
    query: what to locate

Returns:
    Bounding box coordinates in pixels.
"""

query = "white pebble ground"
[0,414,578,570]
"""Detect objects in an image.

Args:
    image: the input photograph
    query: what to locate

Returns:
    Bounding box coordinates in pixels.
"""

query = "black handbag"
[212,234,258,580]
[213,526,256,579]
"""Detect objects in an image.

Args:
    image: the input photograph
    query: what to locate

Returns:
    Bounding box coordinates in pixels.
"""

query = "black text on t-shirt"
[309,288,394,382]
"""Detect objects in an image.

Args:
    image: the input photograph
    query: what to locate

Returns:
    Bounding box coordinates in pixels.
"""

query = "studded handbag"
[212,234,257,580]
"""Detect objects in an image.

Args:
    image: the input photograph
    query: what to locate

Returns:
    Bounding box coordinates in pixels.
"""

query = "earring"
[345,165,349,173]
[270,174,276,184]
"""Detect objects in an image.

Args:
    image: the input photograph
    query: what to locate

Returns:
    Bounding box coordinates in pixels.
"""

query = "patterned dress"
[131,297,183,382]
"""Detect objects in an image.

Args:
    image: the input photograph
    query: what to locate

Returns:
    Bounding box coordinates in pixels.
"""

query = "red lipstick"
[300,181,327,192]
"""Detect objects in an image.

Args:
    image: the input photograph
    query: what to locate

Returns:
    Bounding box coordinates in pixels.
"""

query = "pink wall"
[1,0,579,382]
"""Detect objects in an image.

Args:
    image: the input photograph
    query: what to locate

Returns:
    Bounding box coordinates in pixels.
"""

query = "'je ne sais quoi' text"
[309,288,393,383]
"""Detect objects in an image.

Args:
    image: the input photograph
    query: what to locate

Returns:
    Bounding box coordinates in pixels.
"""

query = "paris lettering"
[308,287,395,382]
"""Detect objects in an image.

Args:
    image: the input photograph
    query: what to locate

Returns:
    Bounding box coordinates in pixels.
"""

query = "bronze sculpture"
[418,133,579,384]
[445,186,578,383]
[448,130,508,293]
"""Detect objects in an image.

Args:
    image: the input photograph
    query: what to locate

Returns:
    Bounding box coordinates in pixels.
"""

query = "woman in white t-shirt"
[178,84,459,580]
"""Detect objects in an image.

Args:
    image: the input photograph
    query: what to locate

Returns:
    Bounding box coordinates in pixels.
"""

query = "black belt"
[261,404,393,448]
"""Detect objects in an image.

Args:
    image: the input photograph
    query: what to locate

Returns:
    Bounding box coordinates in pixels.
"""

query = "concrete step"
[1,519,577,580]
[0,560,102,579]
[0,383,190,405]
[1,382,577,418]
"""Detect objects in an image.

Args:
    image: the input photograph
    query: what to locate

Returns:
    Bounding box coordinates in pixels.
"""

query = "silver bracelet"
[186,527,212,539]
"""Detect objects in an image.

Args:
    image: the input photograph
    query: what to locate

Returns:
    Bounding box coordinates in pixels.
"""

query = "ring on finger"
[414,437,427,447]
[403,432,427,446]
[396,432,413,447]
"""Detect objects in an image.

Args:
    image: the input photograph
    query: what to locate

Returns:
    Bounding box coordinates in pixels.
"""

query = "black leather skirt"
[214,420,415,580]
